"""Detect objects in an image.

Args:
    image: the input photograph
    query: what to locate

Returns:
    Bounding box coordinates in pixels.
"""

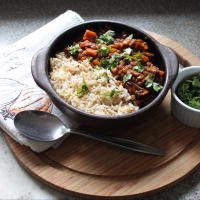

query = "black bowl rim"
[37,20,172,120]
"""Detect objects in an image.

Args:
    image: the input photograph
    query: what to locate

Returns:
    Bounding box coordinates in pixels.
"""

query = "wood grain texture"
[3,30,200,199]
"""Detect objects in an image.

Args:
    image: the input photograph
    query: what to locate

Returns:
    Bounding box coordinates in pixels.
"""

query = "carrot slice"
[83,48,97,57]
[83,30,97,41]
[93,59,99,65]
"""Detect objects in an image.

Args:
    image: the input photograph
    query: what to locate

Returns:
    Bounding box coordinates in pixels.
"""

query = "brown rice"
[49,52,138,115]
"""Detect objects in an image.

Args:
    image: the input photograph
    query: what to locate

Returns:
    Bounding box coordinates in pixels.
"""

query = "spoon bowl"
[14,110,165,156]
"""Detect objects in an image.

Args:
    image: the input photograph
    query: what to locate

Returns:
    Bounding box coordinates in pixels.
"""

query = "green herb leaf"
[176,73,200,110]
[123,74,132,82]
[99,59,110,68]
[123,54,134,63]
[76,78,88,98]
[111,52,121,59]
[88,57,93,62]
[188,97,200,109]
[145,73,154,88]
[99,89,120,100]
[102,72,110,82]
[128,34,133,39]
[97,30,115,44]
[109,89,120,100]
[99,53,120,70]
[152,82,163,92]
[123,48,132,55]
[98,46,111,56]
[192,73,200,88]
[133,63,145,73]
[69,44,79,55]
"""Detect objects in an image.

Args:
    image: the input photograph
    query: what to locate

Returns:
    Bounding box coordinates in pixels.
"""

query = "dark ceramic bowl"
[31,20,179,129]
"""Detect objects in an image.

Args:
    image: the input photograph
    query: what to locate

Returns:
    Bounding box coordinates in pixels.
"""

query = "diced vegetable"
[83,48,98,57]
[83,30,97,41]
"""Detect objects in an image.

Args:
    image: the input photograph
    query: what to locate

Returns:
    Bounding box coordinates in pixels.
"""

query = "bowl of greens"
[171,66,200,128]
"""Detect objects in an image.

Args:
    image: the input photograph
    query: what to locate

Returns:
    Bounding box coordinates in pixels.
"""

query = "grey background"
[0,0,200,199]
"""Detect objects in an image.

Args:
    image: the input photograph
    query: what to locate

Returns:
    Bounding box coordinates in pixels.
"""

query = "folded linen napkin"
[0,10,84,152]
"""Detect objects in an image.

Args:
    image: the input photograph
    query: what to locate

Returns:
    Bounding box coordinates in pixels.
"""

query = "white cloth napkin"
[0,10,84,152]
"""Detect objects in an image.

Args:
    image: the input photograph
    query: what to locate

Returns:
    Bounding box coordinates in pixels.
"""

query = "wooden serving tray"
[3,30,200,199]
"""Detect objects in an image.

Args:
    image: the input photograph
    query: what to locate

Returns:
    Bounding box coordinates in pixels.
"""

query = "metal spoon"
[14,110,165,156]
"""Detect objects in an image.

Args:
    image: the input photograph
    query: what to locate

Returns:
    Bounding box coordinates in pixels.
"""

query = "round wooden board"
[3,30,200,199]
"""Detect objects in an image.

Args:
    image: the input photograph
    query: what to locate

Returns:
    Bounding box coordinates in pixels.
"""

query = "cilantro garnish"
[123,48,132,55]
[88,57,93,62]
[68,44,79,55]
[97,30,115,44]
[99,52,120,70]
[98,46,111,57]
[76,78,88,98]
[132,52,143,62]
[177,73,200,110]
[145,73,163,92]
[102,72,110,82]
[123,74,132,82]
[99,89,120,100]
[127,34,133,39]
[133,63,145,73]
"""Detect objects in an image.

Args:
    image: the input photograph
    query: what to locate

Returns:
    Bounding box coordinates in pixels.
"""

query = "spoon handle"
[70,129,165,156]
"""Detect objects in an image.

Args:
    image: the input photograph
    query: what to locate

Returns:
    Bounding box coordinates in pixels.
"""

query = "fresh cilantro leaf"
[123,54,134,63]
[128,34,133,39]
[145,73,163,92]
[99,89,120,100]
[99,59,110,68]
[102,72,110,82]
[88,57,93,62]
[153,82,163,92]
[68,44,79,55]
[177,73,200,110]
[123,74,132,82]
[133,63,145,73]
[111,52,121,59]
[99,53,120,70]
[98,46,111,56]
[109,89,120,100]
[188,97,200,109]
[132,52,143,62]
[145,73,154,88]
[76,78,88,98]
[123,48,132,55]
[192,73,200,88]
[97,30,115,44]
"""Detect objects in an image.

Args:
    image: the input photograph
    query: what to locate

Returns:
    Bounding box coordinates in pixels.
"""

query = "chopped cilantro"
[127,34,133,39]
[123,48,132,55]
[123,54,134,63]
[152,82,163,92]
[132,52,143,62]
[88,57,93,62]
[99,53,120,70]
[68,44,79,55]
[102,72,110,82]
[145,73,163,92]
[133,63,145,73]
[177,73,200,110]
[76,78,88,98]
[97,30,115,44]
[98,46,111,56]
[99,89,120,100]
[123,74,132,82]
